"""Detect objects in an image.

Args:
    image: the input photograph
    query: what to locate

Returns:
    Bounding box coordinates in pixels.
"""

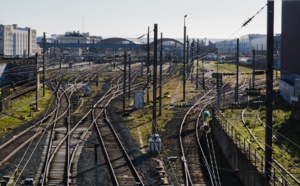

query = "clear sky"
[0,0,282,40]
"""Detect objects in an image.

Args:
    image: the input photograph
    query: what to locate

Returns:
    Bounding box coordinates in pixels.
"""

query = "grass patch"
[222,93,300,182]
[120,70,206,153]
[0,87,53,137]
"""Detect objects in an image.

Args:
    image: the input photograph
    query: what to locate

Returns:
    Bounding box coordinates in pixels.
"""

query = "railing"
[214,113,295,186]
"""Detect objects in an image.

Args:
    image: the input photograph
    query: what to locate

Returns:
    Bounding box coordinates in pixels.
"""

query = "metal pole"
[187,36,190,82]
[159,32,163,116]
[141,49,143,77]
[183,16,187,101]
[202,59,205,90]
[265,0,274,182]
[128,54,131,99]
[217,74,222,110]
[196,40,199,91]
[252,49,256,89]
[60,59,62,70]
[28,28,30,57]
[234,38,239,103]
[43,32,46,97]
[35,53,39,110]
[191,42,194,84]
[152,24,158,135]
[123,51,127,115]
[147,27,150,105]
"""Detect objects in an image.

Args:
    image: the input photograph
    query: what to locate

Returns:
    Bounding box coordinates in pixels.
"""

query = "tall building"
[280,1,300,103]
[0,24,37,57]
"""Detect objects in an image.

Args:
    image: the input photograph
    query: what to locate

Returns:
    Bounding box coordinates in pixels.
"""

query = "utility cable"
[218,3,268,53]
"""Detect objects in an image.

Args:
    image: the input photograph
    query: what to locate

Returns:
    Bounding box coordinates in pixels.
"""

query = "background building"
[280,1,300,104]
[215,34,280,56]
[43,31,103,59]
[56,31,102,44]
[0,24,37,57]
[215,39,236,55]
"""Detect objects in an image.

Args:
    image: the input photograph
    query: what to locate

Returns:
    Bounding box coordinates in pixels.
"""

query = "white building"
[0,24,37,57]
[56,31,102,44]
[215,34,266,55]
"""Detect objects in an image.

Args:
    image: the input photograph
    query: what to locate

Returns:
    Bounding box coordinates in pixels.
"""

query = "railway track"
[33,63,144,185]
[174,72,238,186]
[178,86,222,185]
[240,102,300,185]
[0,63,109,184]
[35,64,110,185]
[93,107,144,185]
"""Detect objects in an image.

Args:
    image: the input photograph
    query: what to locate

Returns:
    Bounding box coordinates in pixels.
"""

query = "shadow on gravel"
[132,153,153,166]
[180,128,195,137]
[132,154,162,186]
[75,162,106,178]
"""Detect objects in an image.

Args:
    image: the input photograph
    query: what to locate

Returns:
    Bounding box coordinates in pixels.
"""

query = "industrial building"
[215,34,280,56]
[280,0,300,103]
[215,34,266,55]
[0,24,37,57]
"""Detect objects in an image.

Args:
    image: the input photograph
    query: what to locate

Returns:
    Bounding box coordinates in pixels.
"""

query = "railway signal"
[202,111,211,133]
[212,73,222,110]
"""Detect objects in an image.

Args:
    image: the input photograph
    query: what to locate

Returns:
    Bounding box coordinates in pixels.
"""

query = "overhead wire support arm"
[242,3,267,27]
[226,3,268,40]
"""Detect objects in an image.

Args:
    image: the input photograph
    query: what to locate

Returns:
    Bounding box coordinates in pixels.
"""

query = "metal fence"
[215,113,297,186]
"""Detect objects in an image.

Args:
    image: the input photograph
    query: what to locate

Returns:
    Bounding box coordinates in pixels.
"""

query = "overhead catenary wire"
[242,3,268,27]
[218,3,268,53]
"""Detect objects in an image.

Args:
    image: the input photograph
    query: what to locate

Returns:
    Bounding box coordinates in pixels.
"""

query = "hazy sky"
[1,0,282,40]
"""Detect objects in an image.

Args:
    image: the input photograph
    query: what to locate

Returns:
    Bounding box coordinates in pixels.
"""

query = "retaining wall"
[212,116,269,186]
